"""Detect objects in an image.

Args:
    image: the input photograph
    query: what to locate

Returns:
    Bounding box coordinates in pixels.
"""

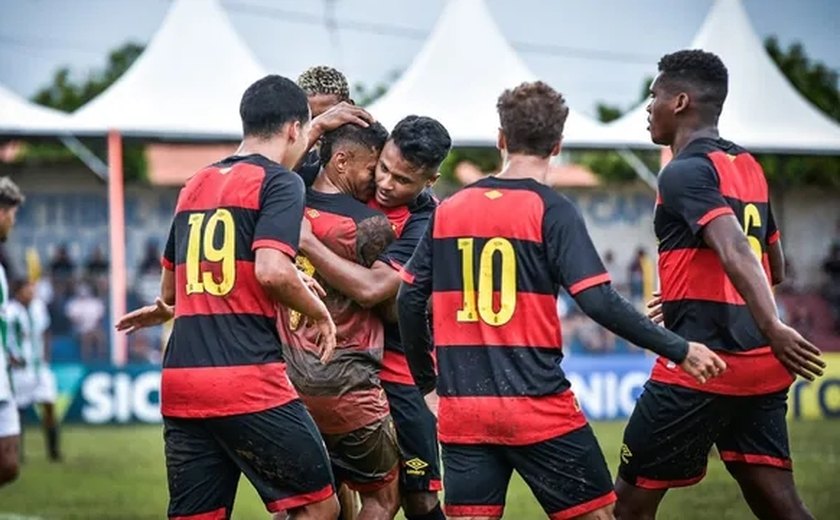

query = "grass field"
[1,421,838,519]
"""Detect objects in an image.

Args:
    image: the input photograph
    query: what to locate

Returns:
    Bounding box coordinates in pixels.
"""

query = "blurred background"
[0,0,838,518]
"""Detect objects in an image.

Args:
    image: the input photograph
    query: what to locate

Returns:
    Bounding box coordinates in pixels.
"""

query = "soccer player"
[614,50,825,520]
[397,81,725,520]
[298,116,451,520]
[279,120,402,520]
[8,279,61,462]
[298,65,351,118]
[0,177,23,487]
[117,75,339,520]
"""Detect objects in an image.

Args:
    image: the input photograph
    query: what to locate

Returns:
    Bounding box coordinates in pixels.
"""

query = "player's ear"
[496,128,506,152]
[674,92,690,115]
[285,120,301,143]
[425,171,440,188]
[333,149,349,174]
[550,138,562,157]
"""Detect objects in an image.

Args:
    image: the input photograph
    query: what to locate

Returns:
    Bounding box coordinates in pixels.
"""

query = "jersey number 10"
[185,209,237,296]
[456,237,517,327]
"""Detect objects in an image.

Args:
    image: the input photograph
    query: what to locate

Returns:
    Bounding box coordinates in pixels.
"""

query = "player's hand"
[766,321,825,381]
[298,270,326,298]
[680,342,727,384]
[423,390,439,418]
[647,291,664,325]
[115,297,174,333]
[312,102,374,135]
[308,308,337,364]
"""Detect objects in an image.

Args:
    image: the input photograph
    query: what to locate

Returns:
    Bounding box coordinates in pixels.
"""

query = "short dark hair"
[657,49,728,116]
[240,75,310,139]
[319,122,389,165]
[0,177,24,208]
[497,81,568,158]
[298,66,350,101]
[390,116,452,175]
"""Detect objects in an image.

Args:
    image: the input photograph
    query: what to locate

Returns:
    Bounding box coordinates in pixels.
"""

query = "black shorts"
[322,415,400,493]
[619,381,792,490]
[382,381,442,493]
[442,425,616,519]
[164,400,334,519]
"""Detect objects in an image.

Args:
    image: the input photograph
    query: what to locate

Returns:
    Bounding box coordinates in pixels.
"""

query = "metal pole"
[108,130,127,366]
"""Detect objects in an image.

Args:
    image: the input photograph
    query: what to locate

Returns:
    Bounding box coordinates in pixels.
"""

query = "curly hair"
[390,116,452,176]
[0,177,24,208]
[497,81,568,158]
[658,49,728,115]
[319,122,389,165]
[297,65,350,101]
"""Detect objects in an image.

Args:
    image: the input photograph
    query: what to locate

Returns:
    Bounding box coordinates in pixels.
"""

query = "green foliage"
[438,147,501,182]
[22,42,147,182]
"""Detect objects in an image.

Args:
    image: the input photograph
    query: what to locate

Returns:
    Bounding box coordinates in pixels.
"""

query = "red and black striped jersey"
[278,189,395,434]
[402,177,610,445]
[368,189,437,385]
[160,154,305,418]
[651,137,793,395]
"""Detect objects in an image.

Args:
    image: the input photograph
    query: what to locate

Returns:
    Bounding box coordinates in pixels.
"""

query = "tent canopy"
[0,82,100,137]
[69,0,267,140]
[604,0,840,154]
[366,0,606,147]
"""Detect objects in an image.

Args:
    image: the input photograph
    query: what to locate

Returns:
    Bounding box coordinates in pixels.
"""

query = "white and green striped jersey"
[0,263,12,401]
[7,298,49,374]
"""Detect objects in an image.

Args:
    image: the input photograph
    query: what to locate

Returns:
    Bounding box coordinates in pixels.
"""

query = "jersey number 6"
[185,209,237,296]
[457,237,517,326]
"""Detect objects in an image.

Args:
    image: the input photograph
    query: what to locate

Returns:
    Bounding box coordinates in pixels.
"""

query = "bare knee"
[615,477,664,520]
[360,479,400,518]
[402,491,439,516]
[291,494,340,520]
[0,458,20,486]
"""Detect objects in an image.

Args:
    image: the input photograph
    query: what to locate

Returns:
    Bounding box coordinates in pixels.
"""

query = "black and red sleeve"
[659,157,733,235]
[162,219,175,271]
[767,200,780,245]
[252,169,305,258]
[543,195,610,296]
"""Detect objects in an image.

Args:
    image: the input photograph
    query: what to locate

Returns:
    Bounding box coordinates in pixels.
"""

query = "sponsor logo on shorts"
[620,443,633,464]
[405,457,428,476]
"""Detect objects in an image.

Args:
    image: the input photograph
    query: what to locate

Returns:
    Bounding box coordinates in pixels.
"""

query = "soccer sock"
[46,426,61,460]
[406,503,445,520]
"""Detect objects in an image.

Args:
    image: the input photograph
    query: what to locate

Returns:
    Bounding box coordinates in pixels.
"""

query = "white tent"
[366,0,606,147]
[604,0,840,154]
[0,83,99,137]
[69,0,267,139]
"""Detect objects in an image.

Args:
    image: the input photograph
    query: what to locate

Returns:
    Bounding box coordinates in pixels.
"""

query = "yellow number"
[742,204,763,260]
[457,237,517,326]
[184,209,236,296]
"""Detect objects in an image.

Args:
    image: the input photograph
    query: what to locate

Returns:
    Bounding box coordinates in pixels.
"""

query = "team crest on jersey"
[307,209,320,218]
[405,457,429,476]
[484,189,503,200]
[620,443,633,464]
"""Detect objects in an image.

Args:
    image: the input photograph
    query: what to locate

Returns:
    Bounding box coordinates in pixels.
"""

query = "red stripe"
[369,199,411,237]
[345,465,399,492]
[266,484,335,513]
[659,248,772,305]
[176,163,264,212]
[299,388,390,435]
[708,151,769,202]
[432,291,561,348]
[161,363,298,418]
[252,238,296,258]
[429,479,442,491]
[438,391,586,445]
[568,272,611,296]
[434,188,544,241]
[400,269,416,284]
[380,351,416,385]
[549,491,617,520]
[768,230,781,245]
[161,256,174,271]
[650,346,794,395]
[719,451,792,470]
[697,206,735,227]
[170,507,227,520]
[175,261,275,318]
[445,505,505,517]
[636,469,706,490]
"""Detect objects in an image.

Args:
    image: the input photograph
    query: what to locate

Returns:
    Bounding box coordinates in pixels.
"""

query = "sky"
[0,0,838,117]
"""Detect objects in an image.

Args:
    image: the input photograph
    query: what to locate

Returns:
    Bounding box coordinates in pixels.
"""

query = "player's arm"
[397,213,436,394]
[545,197,725,383]
[767,204,785,285]
[703,217,823,380]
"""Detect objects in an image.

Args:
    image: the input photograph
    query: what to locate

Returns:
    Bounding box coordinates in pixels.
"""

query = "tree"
[22,43,147,181]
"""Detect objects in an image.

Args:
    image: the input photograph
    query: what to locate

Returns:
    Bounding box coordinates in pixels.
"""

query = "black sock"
[17,415,24,463]
[406,503,445,520]
[46,426,60,460]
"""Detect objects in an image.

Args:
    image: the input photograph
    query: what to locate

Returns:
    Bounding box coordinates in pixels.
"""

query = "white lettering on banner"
[566,371,649,420]
[81,371,162,424]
